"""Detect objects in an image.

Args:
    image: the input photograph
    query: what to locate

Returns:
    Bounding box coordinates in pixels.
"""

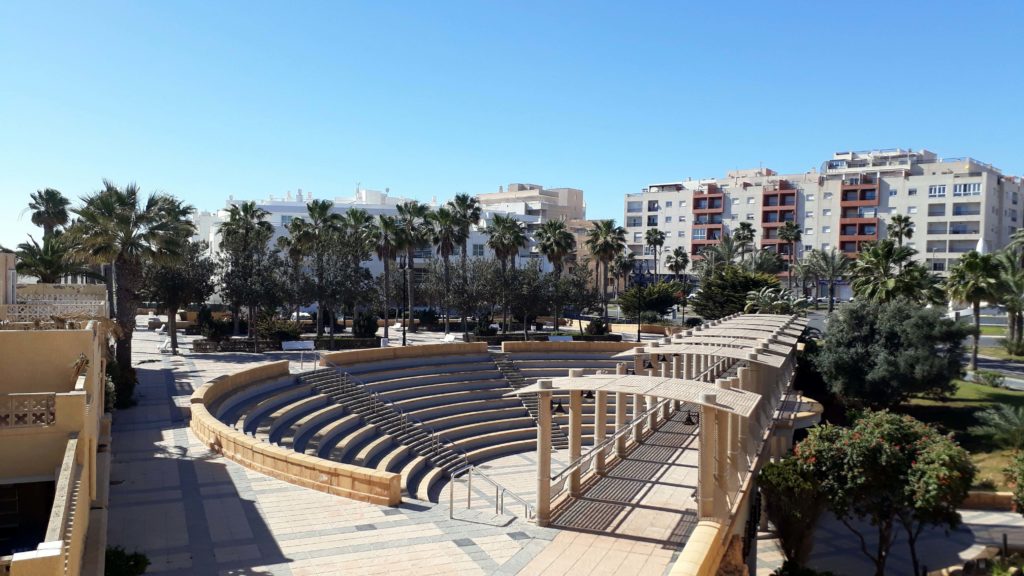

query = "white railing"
[0,302,106,322]
[0,393,56,428]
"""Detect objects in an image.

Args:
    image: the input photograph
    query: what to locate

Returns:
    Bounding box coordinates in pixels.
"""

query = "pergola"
[508,312,809,528]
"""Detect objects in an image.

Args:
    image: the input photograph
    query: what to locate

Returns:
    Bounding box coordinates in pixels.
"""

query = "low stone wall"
[501,341,639,354]
[189,360,401,506]
[608,322,673,335]
[963,490,1016,511]
[321,342,488,368]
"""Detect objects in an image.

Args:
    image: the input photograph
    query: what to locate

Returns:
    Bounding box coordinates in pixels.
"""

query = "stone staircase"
[491,353,569,450]
[299,370,468,475]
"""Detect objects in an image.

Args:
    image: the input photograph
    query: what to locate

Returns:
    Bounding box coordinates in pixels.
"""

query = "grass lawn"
[978,346,1024,362]
[979,325,1008,336]
[904,380,1024,490]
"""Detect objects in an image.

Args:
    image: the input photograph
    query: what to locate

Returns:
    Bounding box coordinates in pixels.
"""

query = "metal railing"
[449,463,535,521]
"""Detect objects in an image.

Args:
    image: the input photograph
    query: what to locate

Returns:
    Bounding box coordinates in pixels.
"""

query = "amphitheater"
[188,313,816,575]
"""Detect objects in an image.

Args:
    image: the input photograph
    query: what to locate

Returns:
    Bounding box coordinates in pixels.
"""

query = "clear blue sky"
[2,1,1022,248]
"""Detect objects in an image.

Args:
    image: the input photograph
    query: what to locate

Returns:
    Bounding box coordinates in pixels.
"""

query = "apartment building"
[624,149,1020,277]
[196,183,588,277]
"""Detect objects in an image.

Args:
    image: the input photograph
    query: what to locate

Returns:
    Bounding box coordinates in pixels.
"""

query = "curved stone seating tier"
[378,378,509,404]
[355,361,499,385]
[410,398,525,423]
[340,354,494,376]
[364,370,504,395]
[259,395,331,444]
[423,406,529,431]
[438,416,536,442]
[464,439,537,464]
[212,375,297,424]
[279,404,349,452]
[237,385,314,435]
[303,414,362,457]
[324,423,379,461]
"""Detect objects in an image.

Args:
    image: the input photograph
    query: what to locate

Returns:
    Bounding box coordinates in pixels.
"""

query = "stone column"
[536,380,553,527]
[633,393,646,440]
[671,355,682,412]
[569,390,583,495]
[595,390,608,474]
[722,377,741,495]
[615,391,628,457]
[698,393,718,519]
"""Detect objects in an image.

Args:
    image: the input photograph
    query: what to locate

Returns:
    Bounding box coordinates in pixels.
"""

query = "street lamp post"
[399,254,408,346]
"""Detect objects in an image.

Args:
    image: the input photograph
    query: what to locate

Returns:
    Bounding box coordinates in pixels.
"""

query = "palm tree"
[809,248,852,313]
[850,240,922,303]
[449,194,481,337]
[25,188,71,237]
[665,247,689,282]
[996,250,1024,348]
[486,214,527,332]
[373,215,400,340]
[396,201,432,331]
[887,215,915,247]
[644,228,667,281]
[967,405,1024,450]
[778,221,802,289]
[585,220,627,319]
[304,200,344,336]
[744,248,785,275]
[947,250,1002,371]
[15,232,103,284]
[219,201,275,336]
[744,287,807,315]
[734,222,756,261]
[72,180,194,374]
[612,251,636,298]
[276,218,310,329]
[428,206,464,335]
[535,218,576,331]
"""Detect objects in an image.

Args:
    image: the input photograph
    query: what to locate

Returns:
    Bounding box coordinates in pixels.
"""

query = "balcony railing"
[0,302,107,323]
[0,393,56,428]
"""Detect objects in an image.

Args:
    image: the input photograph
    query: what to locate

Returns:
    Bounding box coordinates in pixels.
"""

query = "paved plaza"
[105,327,690,575]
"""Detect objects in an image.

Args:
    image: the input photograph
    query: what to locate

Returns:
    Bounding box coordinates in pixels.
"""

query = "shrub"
[759,458,827,566]
[1006,451,1024,516]
[105,546,149,576]
[684,317,704,328]
[585,318,609,336]
[976,369,1006,389]
[106,360,137,409]
[771,562,836,576]
[1004,338,1024,356]
[415,308,438,327]
[639,310,661,323]
[352,312,379,338]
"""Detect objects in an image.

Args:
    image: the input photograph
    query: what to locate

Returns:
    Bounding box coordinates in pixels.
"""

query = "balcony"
[949,226,980,235]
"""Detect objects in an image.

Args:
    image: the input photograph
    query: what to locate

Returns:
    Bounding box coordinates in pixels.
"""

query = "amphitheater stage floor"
[107,327,694,575]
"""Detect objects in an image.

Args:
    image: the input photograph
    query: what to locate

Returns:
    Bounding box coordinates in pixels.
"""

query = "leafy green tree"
[759,457,827,566]
[813,298,968,408]
[796,411,975,576]
[451,258,501,333]
[644,228,666,280]
[14,232,102,284]
[507,260,552,338]
[968,405,1024,450]
[851,240,941,304]
[585,219,626,319]
[25,188,71,237]
[744,248,785,275]
[996,250,1024,353]
[142,240,216,353]
[947,250,1002,370]
[71,181,194,373]
[561,261,602,333]
[275,218,313,330]
[618,281,682,342]
[611,251,635,298]
[1003,451,1024,516]
[689,265,779,320]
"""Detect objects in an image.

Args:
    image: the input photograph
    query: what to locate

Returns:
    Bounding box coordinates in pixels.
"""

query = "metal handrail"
[450,463,535,520]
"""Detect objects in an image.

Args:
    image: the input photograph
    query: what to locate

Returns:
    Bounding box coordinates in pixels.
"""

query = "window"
[692,229,706,240]
[908,206,918,214]
[665,201,673,207]
[633,232,643,242]
[732,197,740,205]
[928,185,947,198]
[747,197,755,204]
[821,243,831,251]
[647,200,660,211]
[804,228,814,235]
[805,211,814,219]
[281,215,293,225]
[806,194,816,202]
[647,215,658,226]
[822,226,831,234]
[746,213,755,221]
[681,200,687,207]
[665,216,672,223]
[472,244,485,257]
[678,231,686,238]
[822,208,832,216]
[889,188,897,197]
[627,201,642,213]
[908,188,918,196]
[824,192,833,200]
[953,182,982,196]
[679,215,686,223]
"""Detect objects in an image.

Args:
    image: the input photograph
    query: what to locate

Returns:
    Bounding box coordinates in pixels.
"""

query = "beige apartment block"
[623,149,1021,280]
[478,183,586,225]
